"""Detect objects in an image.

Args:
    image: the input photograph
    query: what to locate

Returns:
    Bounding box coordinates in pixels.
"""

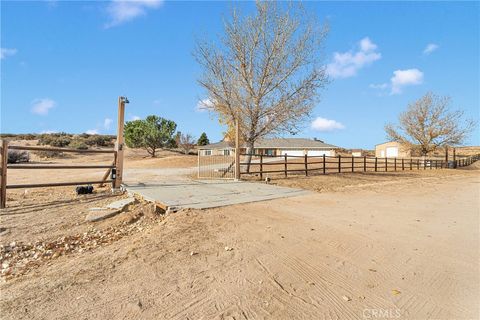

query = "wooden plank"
[284,154,288,178]
[8,145,116,154]
[7,180,114,189]
[1,140,8,208]
[351,156,354,173]
[8,165,114,169]
[338,155,341,173]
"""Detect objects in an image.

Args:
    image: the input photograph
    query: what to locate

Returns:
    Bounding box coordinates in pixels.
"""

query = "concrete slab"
[124,180,310,210]
[106,197,136,210]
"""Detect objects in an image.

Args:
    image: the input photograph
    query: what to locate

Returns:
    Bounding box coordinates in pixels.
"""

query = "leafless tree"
[178,133,196,155]
[385,92,476,156]
[195,2,329,170]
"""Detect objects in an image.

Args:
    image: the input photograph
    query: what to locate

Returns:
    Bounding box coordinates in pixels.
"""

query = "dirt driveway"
[1,172,479,319]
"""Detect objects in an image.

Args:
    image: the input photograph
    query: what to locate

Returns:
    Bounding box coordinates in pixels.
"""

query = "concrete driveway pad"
[124,180,310,210]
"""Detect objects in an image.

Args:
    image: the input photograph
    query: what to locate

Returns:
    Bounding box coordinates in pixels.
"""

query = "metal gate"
[198,153,236,179]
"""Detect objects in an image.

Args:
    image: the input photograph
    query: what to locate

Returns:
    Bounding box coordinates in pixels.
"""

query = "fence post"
[351,156,354,173]
[401,158,404,170]
[0,140,8,209]
[364,156,366,172]
[435,160,437,169]
[323,154,326,175]
[417,159,420,170]
[424,158,427,170]
[410,158,412,170]
[114,96,126,189]
[375,157,378,172]
[453,148,456,168]
[394,158,397,171]
[304,154,308,176]
[338,155,341,173]
[385,157,388,172]
[259,154,263,180]
[284,154,288,178]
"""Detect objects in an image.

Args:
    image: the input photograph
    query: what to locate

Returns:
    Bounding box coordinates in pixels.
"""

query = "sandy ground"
[1,168,479,319]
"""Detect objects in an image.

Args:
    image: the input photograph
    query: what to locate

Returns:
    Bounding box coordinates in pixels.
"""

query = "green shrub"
[69,139,89,150]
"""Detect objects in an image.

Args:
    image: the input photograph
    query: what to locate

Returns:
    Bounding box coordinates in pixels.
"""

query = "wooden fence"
[240,153,480,180]
[0,140,118,209]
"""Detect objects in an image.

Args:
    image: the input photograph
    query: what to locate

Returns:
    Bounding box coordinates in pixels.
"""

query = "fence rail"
[0,141,117,208]
[239,153,480,179]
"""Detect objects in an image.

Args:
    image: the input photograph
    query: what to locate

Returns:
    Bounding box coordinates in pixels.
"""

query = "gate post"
[114,96,127,189]
[234,119,240,180]
[0,140,8,209]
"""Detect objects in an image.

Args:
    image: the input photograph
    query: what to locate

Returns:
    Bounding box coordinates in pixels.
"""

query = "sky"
[1,0,479,149]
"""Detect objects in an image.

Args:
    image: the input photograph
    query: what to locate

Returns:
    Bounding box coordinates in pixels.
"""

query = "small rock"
[342,295,351,301]
[224,246,233,251]
[368,268,377,272]
[190,251,198,256]
[391,289,401,295]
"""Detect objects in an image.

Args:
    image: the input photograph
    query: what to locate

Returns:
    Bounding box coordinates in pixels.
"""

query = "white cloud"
[40,130,58,134]
[311,117,345,132]
[195,98,213,112]
[104,118,113,129]
[86,129,99,135]
[423,43,439,55]
[130,115,141,121]
[326,37,381,79]
[105,0,163,28]
[370,69,424,95]
[31,98,56,115]
[1,48,17,59]
[390,68,424,94]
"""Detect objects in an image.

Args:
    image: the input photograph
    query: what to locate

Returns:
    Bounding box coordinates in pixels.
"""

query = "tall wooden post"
[114,97,126,189]
[445,146,449,164]
[304,154,308,176]
[0,140,8,209]
[259,154,263,180]
[235,118,240,180]
[338,155,341,173]
[323,154,326,175]
[453,148,456,168]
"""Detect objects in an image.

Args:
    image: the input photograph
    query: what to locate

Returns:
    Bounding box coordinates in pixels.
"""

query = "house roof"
[199,138,339,150]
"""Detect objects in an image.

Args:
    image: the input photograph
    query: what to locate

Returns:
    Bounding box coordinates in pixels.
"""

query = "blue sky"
[1,0,479,149]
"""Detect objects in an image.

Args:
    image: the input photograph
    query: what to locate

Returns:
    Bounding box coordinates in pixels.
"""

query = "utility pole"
[114,96,128,189]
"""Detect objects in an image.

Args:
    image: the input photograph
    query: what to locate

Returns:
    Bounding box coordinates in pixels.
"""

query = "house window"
[223,149,231,156]
[204,150,212,156]
[265,149,274,156]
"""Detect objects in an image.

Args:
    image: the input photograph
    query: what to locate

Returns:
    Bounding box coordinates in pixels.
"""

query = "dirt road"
[1,173,479,319]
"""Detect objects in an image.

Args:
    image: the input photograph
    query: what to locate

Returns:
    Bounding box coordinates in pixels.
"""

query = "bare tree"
[195,2,329,170]
[178,133,196,155]
[385,92,476,156]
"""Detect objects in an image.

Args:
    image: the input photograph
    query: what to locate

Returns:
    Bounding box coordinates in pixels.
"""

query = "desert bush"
[69,139,89,150]
[16,134,37,140]
[48,136,71,147]
[7,150,30,164]
[85,135,113,147]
